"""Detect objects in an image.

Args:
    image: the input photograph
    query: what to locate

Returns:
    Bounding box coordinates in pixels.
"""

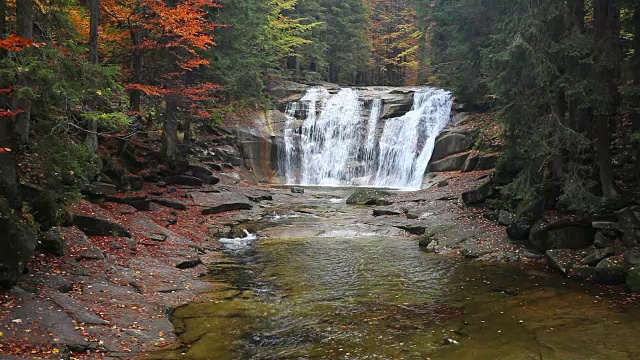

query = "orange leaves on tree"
[101,0,221,111]
[0,34,43,52]
[123,84,163,97]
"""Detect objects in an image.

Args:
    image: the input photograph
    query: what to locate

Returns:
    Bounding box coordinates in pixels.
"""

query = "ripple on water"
[151,223,640,360]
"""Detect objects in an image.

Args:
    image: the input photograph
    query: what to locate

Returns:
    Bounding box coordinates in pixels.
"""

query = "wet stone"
[581,247,615,267]
[594,256,628,284]
[623,248,640,267]
[373,208,402,217]
[592,221,621,232]
[594,231,618,249]
[570,265,596,281]
[546,249,582,276]
[498,211,516,226]
[626,267,640,293]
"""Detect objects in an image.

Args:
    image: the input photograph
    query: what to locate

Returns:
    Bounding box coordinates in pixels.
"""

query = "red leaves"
[0,34,43,51]
[124,83,163,97]
[0,109,25,118]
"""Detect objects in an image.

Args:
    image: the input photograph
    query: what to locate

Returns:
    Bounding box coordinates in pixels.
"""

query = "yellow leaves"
[52,348,60,354]
[0,331,3,337]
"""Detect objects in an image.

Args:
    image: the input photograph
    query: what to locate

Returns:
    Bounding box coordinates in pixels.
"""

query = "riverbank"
[145,184,640,360]
[2,165,639,358]
[0,176,277,359]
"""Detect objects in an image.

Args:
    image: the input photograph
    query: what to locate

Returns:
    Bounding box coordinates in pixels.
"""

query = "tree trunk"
[89,0,99,64]
[130,30,144,112]
[0,0,7,35]
[593,0,619,199]
[13,0,34,147]
[633,5,640,178]
[183,117,192,146]
[567,0,591,133]
[85,0,99,151]
[161,97,179,167]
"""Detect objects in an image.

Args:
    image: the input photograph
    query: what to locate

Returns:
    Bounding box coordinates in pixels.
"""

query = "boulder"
[626,267,640,293]
[126,175,144,191]
[373,208,402,217]
[529,219,595,251]
[29,190,61,230]
[83,182,117,196]
[594,231,618,249]
[291,187,305,194]
[623,248,640,267]
[0,201,38,288]
[570,265,596,281]
[460,241,495,258]
[104,195,151,211]
[196,192,254,215]
[152,198,187,211]
[517,199,545,221]
[461,151,480,172]
[507,217,535,240]
[581,247,615,267]
[186,164,220,185]
[346,189,392,206]
[475,153,500,170]
[546,249,581,276]
[461,181,494,205]
[427,152,469,172]
[431,132,473,162]
[498,211,516,226]
[72,214,132,237]
[202,202,253,215]
[164,175,204,187]
[594,256,628,284]
[37,227,64,256]
[592,221,621,232]
[615,207,640,246]
[244,190,274,202]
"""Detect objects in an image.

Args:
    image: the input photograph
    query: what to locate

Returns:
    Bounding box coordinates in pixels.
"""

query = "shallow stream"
[149,188,640,360]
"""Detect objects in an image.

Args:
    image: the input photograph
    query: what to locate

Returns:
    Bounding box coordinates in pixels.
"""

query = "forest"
[2,0,640,358]
[1,0,638,216]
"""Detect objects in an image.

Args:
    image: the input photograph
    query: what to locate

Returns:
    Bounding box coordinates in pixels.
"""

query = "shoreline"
[1,170,636,359]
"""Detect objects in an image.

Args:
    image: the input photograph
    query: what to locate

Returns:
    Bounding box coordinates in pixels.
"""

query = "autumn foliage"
[100,0,221,117]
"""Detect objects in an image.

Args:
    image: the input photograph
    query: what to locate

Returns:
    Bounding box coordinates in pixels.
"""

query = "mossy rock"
[346,189,391,206]
[0,200,38,288]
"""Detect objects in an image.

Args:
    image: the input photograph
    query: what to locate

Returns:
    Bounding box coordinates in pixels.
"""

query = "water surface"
[149,189,640,360]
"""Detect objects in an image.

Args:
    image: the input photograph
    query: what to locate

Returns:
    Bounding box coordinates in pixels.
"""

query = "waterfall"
[375,89,453,188]
[301,88,363,186]
[278,87,452,189]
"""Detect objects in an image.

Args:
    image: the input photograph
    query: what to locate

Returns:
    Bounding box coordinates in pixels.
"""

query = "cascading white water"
[375,89,453,188]
[279,87,453,189]
[301,88,363,186]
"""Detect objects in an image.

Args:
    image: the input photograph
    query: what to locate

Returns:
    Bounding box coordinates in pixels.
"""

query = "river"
[148,188,640,360]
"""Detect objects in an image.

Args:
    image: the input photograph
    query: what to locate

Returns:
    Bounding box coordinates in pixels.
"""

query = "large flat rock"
[72,214,132,237]
[192,192,253,215]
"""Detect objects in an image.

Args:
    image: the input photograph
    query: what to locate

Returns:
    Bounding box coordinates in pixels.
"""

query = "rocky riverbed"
[2,161,639,359]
